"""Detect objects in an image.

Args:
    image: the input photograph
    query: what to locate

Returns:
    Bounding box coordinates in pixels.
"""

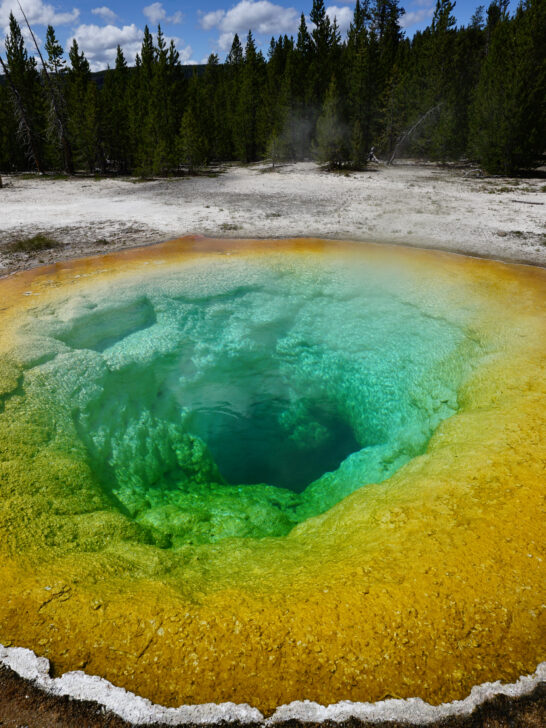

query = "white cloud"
[69,22,192,70]
[326,5,353,35]
[178,43,193,62]
[201,9,225,30]
[218,31,234,51]
[91,6,118,23]
[0,0,79,29]
[69,23,142,69]
[143,2,182,26]
[202,1,357,51]
[200,1,299,39]
[401,6,434,28]
[19,26,43,50]
[143,2,163,24]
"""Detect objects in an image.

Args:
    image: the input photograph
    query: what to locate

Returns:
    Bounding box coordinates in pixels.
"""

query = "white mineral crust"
[1,643,544,725]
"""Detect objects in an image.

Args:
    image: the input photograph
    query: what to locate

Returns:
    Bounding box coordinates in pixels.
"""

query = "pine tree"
[102,46,130,172]
[430,0,457,92]
[1,0,543,175]
[351,33,381,166]
[308,0,336,106]
[177,108,206,172]
[233,31,265,162]
[314,78,349,168]
[426,0,458,158]
[3,12,45,171]
[167,39,185,146]
[67,39,91,170]
[0,81,18,173]
[41,25,73,173]
[470,5,485,29]
[469,0,546,173]
[200,53,231,161]
[295,11,312,100]
[263,52,301,163]
[82,80,102,172]
[381,37,413,156]
[257,35,292,153]
[372,0,405,81]
[348,0,370,48]
[510,0,546,169]
[68,38,90,77]
[347,0,381,167]
[148,26,175,173]
[288,15,314,158]
[448,17,486,156]
[227,33,244,66]
[44,26,65,74]
[224,33,245,159]
[132,25,156,173]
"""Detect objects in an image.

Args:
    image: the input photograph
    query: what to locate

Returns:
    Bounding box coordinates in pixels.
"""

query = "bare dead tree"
[17,1,74,174]
[0,54,42,174]
[388,104,442,165]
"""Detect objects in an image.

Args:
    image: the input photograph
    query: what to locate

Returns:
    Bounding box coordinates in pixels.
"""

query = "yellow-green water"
[0,237,544,713]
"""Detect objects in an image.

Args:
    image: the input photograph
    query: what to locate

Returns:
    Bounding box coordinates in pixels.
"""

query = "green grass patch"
[8,234,62,253]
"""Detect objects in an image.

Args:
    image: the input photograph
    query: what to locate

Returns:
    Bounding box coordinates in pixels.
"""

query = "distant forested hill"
[0,0,544,176]
[0,65,206,89]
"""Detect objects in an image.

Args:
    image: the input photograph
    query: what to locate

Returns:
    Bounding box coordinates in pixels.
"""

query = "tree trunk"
[388,104,442,165]
[18,1,74,174]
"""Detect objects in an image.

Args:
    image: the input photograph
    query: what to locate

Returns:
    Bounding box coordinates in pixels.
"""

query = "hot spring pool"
[0,237,544,713]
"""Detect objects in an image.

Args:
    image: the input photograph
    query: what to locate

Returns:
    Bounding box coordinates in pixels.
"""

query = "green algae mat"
[0,237,544,713]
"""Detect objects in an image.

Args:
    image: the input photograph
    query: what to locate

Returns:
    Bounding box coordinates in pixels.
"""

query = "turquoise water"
[18,256,479,545]
[184,395,360,492]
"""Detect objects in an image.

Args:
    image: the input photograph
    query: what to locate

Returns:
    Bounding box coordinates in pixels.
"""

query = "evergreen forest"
[0,0,544,178]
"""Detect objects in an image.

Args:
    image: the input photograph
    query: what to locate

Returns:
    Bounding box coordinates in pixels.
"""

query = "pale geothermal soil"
[0,161,545,275]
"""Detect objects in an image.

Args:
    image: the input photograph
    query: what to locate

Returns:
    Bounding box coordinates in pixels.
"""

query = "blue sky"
[1,0,517,70]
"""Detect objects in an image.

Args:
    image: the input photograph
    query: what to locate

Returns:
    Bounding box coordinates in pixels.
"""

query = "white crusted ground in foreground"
[1,162,545,273]
[1,644,544,726]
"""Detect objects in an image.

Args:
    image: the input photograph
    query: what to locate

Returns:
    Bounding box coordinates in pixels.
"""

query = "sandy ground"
[0,161,545,276]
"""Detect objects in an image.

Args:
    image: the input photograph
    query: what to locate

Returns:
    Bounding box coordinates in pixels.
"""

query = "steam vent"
[0,237,544,714]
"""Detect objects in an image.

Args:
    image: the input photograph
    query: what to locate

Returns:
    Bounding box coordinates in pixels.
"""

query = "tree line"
[0,0,544,177]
